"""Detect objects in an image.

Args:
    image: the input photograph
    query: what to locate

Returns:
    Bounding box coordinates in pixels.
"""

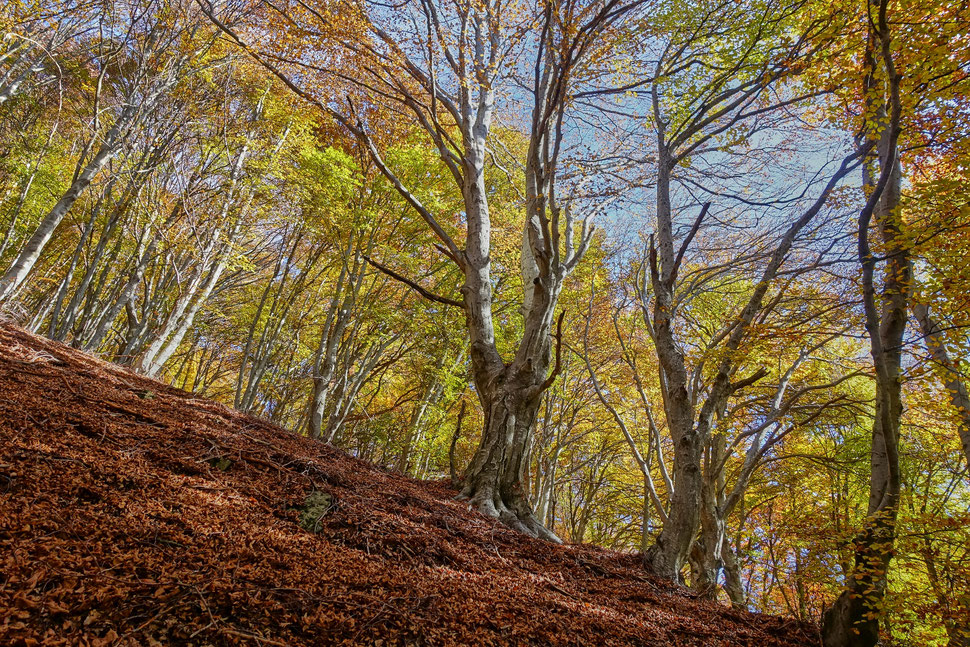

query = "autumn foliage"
[2,0,970,643]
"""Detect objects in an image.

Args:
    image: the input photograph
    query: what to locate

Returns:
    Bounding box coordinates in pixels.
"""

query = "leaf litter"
[0,324,819,646]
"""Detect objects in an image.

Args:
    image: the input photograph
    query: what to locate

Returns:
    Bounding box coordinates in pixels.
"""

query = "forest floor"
[0,323,820,647]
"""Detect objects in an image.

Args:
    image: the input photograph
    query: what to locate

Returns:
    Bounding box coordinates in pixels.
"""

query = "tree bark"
[822,6,906,644]
[459,362,557,540]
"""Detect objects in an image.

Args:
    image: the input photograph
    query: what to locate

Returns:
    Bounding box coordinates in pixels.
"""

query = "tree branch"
[362,255,464,309]
[729,366,769,394]
[540,309,567,392]
[670,201,710,285]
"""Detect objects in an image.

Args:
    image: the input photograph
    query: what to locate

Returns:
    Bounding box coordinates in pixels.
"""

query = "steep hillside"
[0,324,818,646]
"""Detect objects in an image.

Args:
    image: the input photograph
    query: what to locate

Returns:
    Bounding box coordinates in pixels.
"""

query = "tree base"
[822,590,879,647]
[457,480,562,544]
[643,537,685,583]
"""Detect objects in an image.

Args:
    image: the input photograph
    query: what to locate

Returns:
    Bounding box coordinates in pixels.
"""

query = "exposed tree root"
[458,480,562,544]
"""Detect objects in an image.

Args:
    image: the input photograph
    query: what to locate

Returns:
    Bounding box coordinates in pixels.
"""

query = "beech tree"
[201,0,648,538]
[598,0,862,581]
[580,256,866,604]
[820,0,970,640]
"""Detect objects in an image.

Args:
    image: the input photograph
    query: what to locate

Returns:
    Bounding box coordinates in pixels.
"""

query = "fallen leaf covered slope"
[0,324,818,646]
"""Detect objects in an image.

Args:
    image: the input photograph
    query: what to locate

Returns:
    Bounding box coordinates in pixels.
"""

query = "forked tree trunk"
[642,90,858,582]
[459,355,557,541]
[317,0,595,543]
[455,226,566,541]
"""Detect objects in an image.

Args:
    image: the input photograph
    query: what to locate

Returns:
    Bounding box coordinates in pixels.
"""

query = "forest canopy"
[1,0,968,644]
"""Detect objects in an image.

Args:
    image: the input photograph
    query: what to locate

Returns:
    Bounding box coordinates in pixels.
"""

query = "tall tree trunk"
[822,7,906,644]
[307,236,368,439]
[644,128,855,582]
[447,94,580,540]
[454,164,565,542]
[643,154,706,581]
[306,0,598,542]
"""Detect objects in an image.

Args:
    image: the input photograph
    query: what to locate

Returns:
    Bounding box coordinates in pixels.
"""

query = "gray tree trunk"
[644,146,856,582]
[823,12,906,645]
[307,234,369,439]
[0,105,137,301]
